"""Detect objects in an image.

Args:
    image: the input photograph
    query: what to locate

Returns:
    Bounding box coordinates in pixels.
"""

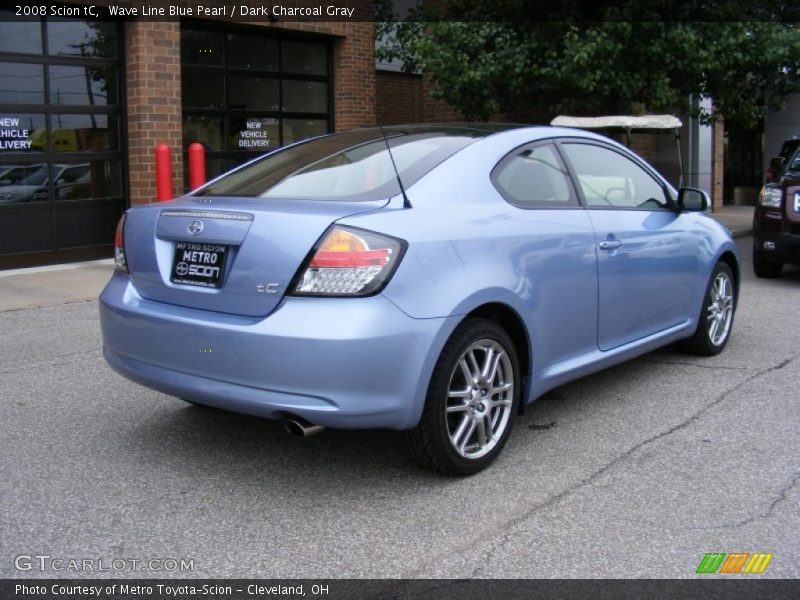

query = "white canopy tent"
[551,114,685,187]
[551,114,682,130]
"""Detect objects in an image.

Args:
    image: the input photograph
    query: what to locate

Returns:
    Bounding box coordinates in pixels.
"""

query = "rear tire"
[403,318,521,475]
[753,248,783,278]
[680,262,736,356]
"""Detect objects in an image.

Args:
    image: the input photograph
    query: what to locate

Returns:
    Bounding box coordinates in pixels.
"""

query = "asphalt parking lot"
[1,237,797,579]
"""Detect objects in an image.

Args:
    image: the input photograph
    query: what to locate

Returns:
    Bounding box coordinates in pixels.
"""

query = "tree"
[376,0,800,127]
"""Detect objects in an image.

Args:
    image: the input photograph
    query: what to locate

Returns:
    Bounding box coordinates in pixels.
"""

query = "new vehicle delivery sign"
[237,119,274,150]
[0,117,32,151]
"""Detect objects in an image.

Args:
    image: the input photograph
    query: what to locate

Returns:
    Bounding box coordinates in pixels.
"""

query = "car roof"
[378,123,624,150]
[331,123,617,148]
[379,123,526,136]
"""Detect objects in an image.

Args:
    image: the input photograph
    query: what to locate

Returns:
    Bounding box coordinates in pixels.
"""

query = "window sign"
[236,118,276,150]
[0,116,35,151]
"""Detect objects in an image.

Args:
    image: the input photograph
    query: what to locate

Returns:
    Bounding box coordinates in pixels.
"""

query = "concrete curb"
[0,258,113,278]
[0,260,113,312]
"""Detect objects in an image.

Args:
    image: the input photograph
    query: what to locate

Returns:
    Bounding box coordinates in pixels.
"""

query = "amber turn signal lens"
[318,228,369,253]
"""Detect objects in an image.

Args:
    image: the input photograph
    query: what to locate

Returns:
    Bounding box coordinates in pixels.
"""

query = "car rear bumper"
[99,273,458,430]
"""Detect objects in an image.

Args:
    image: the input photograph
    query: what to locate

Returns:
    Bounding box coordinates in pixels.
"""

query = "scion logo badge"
[696,552,773,574]
[175,262,189,276]
[188,220,204,236]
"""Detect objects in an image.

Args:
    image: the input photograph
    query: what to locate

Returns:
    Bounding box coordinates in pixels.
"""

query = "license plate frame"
[170,241,229,288]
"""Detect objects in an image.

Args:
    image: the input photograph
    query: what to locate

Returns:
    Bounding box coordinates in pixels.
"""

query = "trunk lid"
[124,196,388,317]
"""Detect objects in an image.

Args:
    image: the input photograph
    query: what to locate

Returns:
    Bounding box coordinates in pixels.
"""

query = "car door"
[559,141,699,351]
[492,141,598,370]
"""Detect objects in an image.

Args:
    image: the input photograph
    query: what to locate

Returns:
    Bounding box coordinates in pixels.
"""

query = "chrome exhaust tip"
[283,417,324,438]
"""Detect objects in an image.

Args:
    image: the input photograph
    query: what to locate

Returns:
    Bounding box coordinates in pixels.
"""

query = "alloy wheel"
[445,339,514,459]
[707,271,734,346]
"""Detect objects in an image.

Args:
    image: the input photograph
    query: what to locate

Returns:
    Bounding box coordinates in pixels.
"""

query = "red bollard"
[154,143,173,202]
[188,142,206,191]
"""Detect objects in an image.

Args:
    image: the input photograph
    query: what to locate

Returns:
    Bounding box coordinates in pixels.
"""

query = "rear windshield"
[195,127,489,201]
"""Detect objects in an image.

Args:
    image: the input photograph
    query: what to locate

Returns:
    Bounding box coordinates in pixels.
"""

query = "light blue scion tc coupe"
[100,124,740,474]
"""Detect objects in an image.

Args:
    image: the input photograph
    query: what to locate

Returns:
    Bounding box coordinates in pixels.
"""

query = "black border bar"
[4,1,800,23]
[2,579,800,600]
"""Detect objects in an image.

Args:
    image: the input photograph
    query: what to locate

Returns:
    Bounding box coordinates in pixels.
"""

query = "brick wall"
[376,71,423,124]
[124,21,182,206]
[331,22,377,132]
[375,71,463,124]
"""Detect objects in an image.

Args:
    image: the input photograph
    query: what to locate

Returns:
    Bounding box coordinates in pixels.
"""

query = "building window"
[180,23,332,185]
[0,11,125,264]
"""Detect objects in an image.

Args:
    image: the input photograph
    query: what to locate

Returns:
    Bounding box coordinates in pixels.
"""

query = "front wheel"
[403,318,521,475]
[680,262,736,356]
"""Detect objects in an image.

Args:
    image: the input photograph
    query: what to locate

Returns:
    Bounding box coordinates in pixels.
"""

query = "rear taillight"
[290,226,406,297]
[114,213,127,273]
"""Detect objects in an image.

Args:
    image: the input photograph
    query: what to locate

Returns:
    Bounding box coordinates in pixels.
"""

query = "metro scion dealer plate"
[170,242,228,288]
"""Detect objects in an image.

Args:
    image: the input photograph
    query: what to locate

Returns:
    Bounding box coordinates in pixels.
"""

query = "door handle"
[599,240,623,251]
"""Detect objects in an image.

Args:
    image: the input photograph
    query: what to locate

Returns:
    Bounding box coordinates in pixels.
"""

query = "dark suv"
[753,139,800,277]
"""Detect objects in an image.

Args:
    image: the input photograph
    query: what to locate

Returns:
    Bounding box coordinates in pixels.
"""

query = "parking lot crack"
[449,355,796,578]
[687,470,800,531]
[644,358,749,371]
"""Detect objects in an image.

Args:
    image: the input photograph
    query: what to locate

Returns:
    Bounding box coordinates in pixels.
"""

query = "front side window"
[493,143,577,208]
[562,143,670,210]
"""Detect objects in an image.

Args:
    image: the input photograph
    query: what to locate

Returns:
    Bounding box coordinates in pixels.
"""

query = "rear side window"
[195,128,485,201]
[562,143,670,210]
[493,143,577,208]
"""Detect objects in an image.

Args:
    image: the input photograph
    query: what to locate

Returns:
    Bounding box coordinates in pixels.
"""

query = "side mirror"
[677,187,709,212]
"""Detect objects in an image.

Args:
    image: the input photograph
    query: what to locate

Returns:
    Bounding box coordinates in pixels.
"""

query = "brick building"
[0,3,731,269]
[0,2,378,268]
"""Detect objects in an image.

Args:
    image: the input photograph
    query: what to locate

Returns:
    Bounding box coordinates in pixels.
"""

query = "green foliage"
[375,1,800,127]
